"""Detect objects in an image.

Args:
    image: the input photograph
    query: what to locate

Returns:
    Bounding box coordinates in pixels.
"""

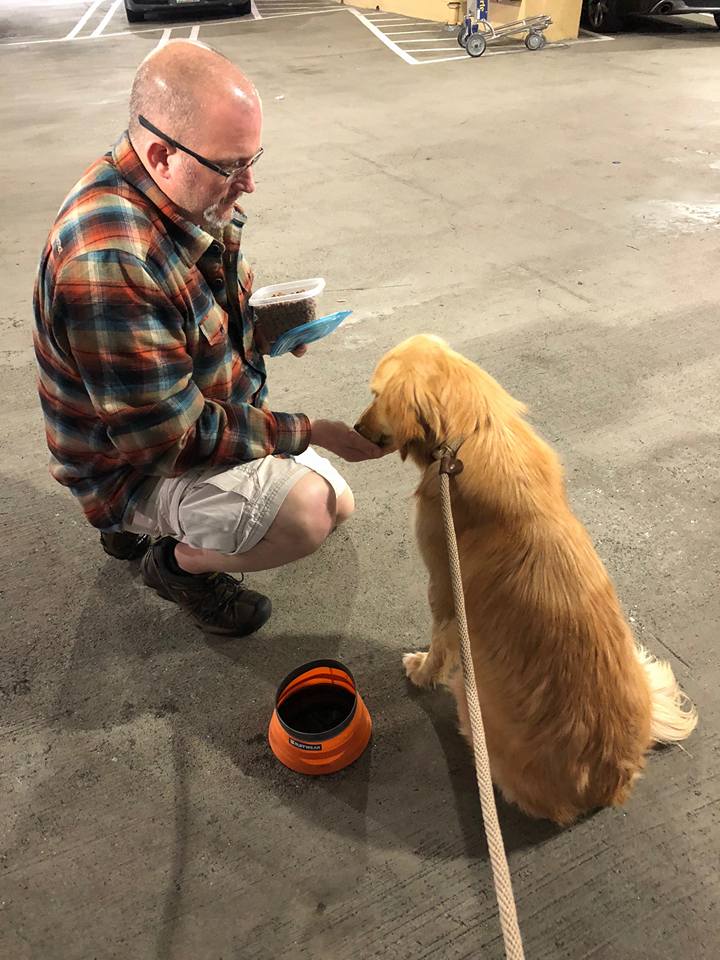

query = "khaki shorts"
[122,447,348,556]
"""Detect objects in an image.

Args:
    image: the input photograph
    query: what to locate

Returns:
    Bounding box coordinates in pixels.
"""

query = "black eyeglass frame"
[138,115,264,179]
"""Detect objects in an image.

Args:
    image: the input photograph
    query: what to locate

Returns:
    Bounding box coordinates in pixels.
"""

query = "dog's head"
[355,334,520,466]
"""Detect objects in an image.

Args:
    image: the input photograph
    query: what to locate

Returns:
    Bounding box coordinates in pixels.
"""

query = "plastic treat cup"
[268,659,372,775]
[250,277,325,345]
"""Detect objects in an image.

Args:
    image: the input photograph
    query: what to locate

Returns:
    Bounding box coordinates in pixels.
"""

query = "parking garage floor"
[1,3,719,958]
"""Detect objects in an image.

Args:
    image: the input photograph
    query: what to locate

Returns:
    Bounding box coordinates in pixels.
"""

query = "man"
[33,40,383,638]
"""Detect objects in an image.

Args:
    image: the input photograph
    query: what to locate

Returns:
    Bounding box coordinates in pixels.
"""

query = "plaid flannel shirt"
[33,132,310,531]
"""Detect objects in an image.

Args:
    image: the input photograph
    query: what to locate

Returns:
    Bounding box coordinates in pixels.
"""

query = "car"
[124,0,251,23]
[582,0,720,32]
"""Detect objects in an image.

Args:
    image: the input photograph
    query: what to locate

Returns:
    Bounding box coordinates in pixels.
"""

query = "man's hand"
[253,328,308,358]
[310,419,386,462]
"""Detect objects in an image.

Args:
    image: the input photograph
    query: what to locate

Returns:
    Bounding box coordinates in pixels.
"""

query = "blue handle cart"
[457,0,552,57]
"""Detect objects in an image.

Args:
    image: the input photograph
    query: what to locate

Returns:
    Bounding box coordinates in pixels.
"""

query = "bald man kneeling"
[33,40,383,638]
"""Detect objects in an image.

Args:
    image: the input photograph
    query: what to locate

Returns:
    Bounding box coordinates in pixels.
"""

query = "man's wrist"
[309,418,328,450]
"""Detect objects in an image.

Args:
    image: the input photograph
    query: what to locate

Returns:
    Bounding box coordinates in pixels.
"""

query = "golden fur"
[356,334,697,825]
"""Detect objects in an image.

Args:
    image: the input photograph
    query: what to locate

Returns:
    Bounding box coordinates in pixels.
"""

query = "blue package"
[269,310,352,358]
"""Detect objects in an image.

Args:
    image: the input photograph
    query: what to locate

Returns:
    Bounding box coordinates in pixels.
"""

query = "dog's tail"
[636,645,698,744]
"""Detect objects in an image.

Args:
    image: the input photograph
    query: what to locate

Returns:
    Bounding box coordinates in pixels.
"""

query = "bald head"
[128,39,260,144]
[127,40,263,232]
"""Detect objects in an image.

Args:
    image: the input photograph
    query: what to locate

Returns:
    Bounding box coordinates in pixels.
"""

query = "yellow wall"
[368,0,581,42]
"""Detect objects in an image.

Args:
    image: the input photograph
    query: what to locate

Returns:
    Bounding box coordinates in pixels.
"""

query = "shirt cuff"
[272,412,311,456]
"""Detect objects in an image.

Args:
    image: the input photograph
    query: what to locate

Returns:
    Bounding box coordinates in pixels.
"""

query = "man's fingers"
[349,432,385,460]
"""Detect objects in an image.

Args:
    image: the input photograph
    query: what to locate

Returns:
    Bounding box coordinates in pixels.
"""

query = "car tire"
[233,1,252,13]
[124,3,144,21]
[714,12,720,28]
[582,0,624,32]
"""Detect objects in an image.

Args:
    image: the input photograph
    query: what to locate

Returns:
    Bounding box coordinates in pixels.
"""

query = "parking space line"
[385,29,445,35]
[262,7,344,18]
[258,5,337,9]
[365,19,438,26]
[366,17,429,27]
[416,54,468,62]
[91,0,122,37]
[189,23,201,40]
[65,0,107,40]
[577,27,614,40]
[347,7,418,63]
[251,0,262,17]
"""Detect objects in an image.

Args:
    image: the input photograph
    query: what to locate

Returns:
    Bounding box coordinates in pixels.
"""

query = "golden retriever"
[355,334,697,825]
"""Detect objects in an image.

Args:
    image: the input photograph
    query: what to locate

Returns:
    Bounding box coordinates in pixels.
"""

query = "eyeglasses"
[138,115,264,179]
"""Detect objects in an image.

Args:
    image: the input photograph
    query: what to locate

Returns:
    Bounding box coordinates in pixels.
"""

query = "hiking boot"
[140,537,272,637]
[101,530,151,560]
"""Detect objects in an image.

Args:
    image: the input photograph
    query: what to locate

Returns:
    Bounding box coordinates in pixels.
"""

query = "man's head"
[128,40,262,234]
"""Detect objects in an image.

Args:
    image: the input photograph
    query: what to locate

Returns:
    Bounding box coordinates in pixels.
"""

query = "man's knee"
[336,486,355,524]
[287,472,337,554]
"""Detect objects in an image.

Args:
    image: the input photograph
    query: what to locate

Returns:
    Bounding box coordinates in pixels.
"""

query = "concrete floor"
[1,3,719,959]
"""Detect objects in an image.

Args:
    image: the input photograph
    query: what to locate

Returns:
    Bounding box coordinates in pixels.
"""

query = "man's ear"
[146,139,173,180]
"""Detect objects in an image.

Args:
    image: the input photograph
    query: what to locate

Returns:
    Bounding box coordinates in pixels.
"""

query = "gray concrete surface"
[1,4,719,959]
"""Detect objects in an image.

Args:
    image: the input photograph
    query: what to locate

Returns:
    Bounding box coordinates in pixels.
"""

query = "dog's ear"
[382,377,443,460]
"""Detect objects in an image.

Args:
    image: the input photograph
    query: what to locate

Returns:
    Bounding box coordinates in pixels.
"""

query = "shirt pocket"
[237,253,254,296]
[199,309,227,347]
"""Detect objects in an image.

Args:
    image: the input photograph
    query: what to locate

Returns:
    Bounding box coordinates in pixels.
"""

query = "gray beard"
[202,202,233,236]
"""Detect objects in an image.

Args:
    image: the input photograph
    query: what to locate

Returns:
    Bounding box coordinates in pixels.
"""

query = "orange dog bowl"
[268,659,372,775]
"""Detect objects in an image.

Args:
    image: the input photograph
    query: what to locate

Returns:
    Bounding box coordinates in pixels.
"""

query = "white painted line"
[156,27,172,49]
[91,0,121,37]
[263,7,343,16]
[365,18,442,25]
[396,37,461,43]
[251,0,262,17]
[189,23,200,40]
[347,6,417,63]
[368,20,439,26]
[257,4,336,8]
[577,27,614,40]
[415,54,467,62]
[411,46,462,51]
[384,29,444,35]
[65,0,106,39]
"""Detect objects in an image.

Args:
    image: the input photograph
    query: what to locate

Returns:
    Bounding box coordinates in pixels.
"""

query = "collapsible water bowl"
[268,659,372,775]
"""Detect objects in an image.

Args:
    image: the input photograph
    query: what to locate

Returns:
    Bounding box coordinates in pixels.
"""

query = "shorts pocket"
[175,466,259,555]
[201,465,257,497]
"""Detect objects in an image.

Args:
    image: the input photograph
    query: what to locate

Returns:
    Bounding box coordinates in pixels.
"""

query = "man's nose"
[237,167,255,194]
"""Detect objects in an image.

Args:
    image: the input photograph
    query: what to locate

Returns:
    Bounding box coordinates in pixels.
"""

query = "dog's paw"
[403,651,430,687]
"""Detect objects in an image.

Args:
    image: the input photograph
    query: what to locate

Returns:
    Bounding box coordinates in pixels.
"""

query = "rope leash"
[436,445,525,960]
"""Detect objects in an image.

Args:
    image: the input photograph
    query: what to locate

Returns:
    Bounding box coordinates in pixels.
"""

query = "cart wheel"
[525,31,545,50]
[466,33,487,57]
[457,25,469,48]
